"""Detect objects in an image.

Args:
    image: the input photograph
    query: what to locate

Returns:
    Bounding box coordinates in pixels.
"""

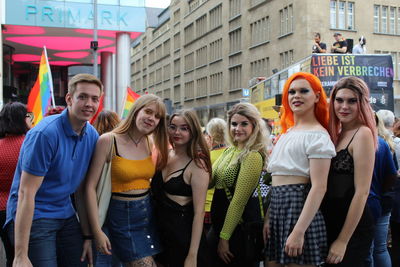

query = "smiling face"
[288,79,320,116]
[230,114,254,146]
[66,82,101,128]
[334,88,360,125]
[168,115,191,146]
[135,102,161,135]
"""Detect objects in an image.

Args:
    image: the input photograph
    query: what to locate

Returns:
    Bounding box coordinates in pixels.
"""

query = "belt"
[112,191,149,198]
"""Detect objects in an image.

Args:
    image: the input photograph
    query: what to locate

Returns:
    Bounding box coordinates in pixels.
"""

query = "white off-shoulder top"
[267,130,336,177]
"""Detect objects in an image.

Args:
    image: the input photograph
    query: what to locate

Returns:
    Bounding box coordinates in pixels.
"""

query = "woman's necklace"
[127,132,143,147]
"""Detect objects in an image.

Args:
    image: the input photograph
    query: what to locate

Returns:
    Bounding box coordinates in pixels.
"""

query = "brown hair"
[113,94,168,170]
[68,73,103,96]
[93,110,121,135]
[169,109,212,180]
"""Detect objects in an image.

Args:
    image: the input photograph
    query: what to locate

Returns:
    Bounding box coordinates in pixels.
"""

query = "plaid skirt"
[266,183,327,266]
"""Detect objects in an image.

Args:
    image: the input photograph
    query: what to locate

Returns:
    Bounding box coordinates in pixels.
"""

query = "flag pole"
[120,87,128,118]
[43,46,56,108]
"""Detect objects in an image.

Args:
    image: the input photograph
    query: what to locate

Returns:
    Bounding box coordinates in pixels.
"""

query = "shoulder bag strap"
[105,134,115,163]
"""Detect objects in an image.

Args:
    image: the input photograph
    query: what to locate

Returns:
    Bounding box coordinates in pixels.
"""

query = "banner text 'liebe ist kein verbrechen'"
[311,54,394,111]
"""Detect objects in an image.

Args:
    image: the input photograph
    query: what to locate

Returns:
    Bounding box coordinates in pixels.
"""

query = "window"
[149,49,155,64]
[210,38,222,62]
[390,7,395,34]
[163,64,171,81]
[163,39,171,57]
[174,59,181,76]
[229,0,240,18]
[229,28,242,54]
[210,72,223,94]
[142,74,147,89]
[184,23,195,44]
[156,45,162,61]
[251,0,266,7]
[279,4,293,36]
[174,32,181,50]
[184,81,194,100]
[210,4,222,29]
[382,6,388,33]
[174,85,181,103]
[173,9,181,24]
[330,1,354,30]
[184,53,195,72]
[156,68,162,84]
[196,77,207,97]
[196,46,207,67]
[374,5,380,33]
[250,58,269,78]
[250,16,270,46]
[189,0,199,13]
[149,71,155,85]
[229,65,242,90]
[374,5,400,34]
[280,50,294,69]
[196,15,207,38]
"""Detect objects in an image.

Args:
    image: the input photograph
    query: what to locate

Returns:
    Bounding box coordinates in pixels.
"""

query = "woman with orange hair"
[263,72,336,266]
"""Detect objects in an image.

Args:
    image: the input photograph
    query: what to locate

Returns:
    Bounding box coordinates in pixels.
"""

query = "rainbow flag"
[27,47,55,125]
[121,87,140,119]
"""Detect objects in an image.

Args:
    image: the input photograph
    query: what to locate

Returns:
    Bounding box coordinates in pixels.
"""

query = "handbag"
[96,134,115,227]
[222,167,271,262]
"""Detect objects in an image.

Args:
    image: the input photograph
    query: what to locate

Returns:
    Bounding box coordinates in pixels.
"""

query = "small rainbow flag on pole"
[121,87,140,119]
[27,47,55,125]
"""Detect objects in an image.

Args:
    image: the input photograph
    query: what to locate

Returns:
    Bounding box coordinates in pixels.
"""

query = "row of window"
[184,4,222,45]
[374,5,400,35]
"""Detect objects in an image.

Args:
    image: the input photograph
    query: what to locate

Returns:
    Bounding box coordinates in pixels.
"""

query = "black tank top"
[162,160,193,197]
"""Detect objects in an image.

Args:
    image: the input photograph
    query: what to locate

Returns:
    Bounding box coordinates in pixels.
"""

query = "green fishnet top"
[212,146,263,240]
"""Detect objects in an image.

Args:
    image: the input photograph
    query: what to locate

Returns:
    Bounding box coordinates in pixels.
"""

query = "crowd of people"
[312,32,367,54]
[0,72,399,267]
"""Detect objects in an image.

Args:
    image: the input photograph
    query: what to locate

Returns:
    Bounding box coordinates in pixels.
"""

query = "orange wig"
[280,72,329,133]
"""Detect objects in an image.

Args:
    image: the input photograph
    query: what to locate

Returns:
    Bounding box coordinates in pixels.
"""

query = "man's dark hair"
[0,102,30,138]
[314,32,321,38]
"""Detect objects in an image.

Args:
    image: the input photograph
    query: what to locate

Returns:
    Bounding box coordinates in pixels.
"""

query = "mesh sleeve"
[219,151,263,240]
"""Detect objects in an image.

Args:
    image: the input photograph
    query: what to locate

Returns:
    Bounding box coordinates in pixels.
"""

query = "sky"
[146,0,171,8]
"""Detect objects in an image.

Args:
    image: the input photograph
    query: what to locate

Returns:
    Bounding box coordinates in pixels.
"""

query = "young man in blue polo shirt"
[5,73,102,267]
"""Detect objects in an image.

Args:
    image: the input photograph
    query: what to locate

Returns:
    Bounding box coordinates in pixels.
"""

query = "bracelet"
[82,235,94,240]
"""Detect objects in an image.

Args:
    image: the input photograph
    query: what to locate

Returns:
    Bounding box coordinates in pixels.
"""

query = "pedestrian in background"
[265,72,335,267]
[352,36,367,54]
[312,32,327,53]
[152,109,211,267]
[209,103,269,267]
[85,94,168,266]
[203,118,228,234]
[0,102,31,267]
[331,32,348,53]
[322,76,376,266]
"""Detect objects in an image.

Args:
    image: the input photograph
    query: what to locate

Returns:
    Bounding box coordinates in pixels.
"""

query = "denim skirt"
[106,195,162,262]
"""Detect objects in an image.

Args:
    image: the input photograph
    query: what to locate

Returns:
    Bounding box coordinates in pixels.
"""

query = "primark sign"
[5,0,146,32]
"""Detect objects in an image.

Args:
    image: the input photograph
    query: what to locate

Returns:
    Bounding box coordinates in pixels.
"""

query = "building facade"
[130,0,400,122]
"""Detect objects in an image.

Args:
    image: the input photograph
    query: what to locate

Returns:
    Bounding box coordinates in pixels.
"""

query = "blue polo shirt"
[6,109,98,224]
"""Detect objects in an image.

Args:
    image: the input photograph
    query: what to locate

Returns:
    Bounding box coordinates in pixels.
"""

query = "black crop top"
[326,128,359,199]
[162,160,193,197]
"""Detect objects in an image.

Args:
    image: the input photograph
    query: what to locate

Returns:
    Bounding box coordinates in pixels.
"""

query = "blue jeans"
[7,216,86,267]
[365,212,392,267]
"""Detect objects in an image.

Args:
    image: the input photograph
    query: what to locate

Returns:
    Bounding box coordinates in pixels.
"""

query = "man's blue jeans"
[365,212,392,267]
[7,215,86,267]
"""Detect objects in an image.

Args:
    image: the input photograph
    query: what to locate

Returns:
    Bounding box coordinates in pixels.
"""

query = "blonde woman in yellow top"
[85,94,168,267]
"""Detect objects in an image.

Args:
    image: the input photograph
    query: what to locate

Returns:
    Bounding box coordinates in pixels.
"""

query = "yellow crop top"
[111,137,156,192]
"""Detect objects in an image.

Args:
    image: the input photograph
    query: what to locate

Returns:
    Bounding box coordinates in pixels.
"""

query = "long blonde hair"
[113,94,168,170]
[227,103,269,168]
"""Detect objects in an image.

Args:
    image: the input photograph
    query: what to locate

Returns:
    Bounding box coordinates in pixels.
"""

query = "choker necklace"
[128,132,143,147]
